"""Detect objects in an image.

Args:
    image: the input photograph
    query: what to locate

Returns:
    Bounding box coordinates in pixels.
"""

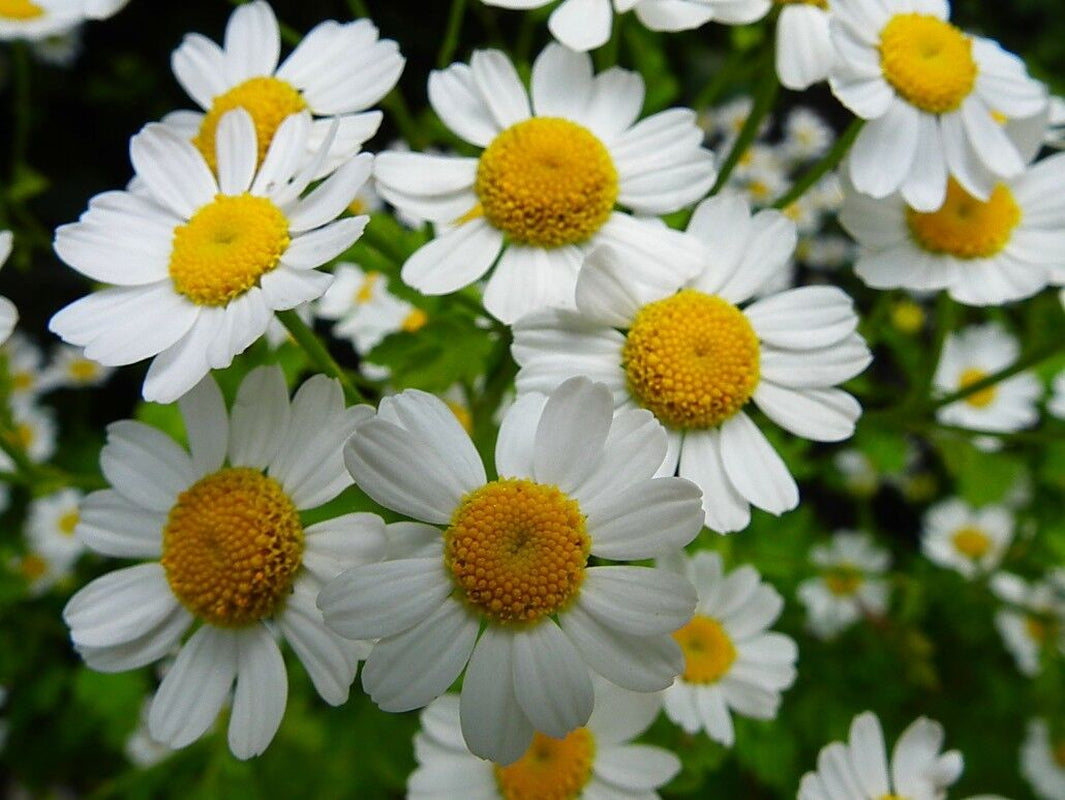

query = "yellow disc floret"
[958,367,997,409]
[824,566,863,597]
[0,0,44,19]
[907,179,1021,259]
[475,117,618,248]
[169,193,290,307]
[951,526,992,558]
[494,728,596,800]
[623,290,760,430]
[444,478,589,624]
[194,76,307,170]
[161,467,304,628]
[58,510,79,537]
[879,14,977,114]
[673,615,737,684]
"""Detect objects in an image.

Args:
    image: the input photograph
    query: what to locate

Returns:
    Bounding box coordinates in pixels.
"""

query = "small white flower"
[0,0,128,41]
[0,232,17,345]
[797,530,890,640]
[1022,719,1065,800]
[39,344,113,392]
[921,498,1012,579]
[991,572,1065,677]
[26,488,85,569]
[315,262,426,355]
[1,332,44,401]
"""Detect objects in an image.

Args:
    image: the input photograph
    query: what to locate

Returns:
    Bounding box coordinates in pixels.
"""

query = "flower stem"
[346,0,371,17]
[929,336,1064,411]
[276,310,367,405]
[709,47,778,196]
[771,117,864,210]
[438,0,468,69]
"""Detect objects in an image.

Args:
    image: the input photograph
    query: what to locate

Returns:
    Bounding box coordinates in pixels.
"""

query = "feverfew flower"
[26,488,85,571]
[318,378,704,764]
[661,551,797,747]
[408,678,679,800]
[798,711,963,800]
[1022,719,1065,800]
[39,344,113,392]
[0,231,16,344]
[63,367,387,758]
[921,498,1012,579]
[50,109,372,403]
[0,402,57,466]
[315,262,427,355]
[797,531,891,639]
[829,0,1047,211]
[782,107,835,161]
[1,333,44,403]
[513,195,871,532]
[775,1,834,91]
[124,700,174,769]
[991,572,1065,677]
[0,0,128,41]
[373,43,715,323]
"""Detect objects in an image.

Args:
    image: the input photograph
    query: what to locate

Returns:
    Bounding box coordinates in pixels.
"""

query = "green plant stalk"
[771,117,864,210]
[438,0,469,69]
[708,47,778,196]
[276,310,366,405]
[347,0,371,17]
[930,336,1065,411]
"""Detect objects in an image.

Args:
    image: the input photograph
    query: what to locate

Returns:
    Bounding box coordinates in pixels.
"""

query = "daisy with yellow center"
[829,0,1047,211]
[162,1,403,179]
[50,108,372,403]
[921,498,1013,580]
[62,367,387,758]
[797,530,891,640]
[317,378,703,764]
[1,332,44,403]
[408,678,679,800]
[513,195,871,532]
[991,571,1065,678]
[0,0,127,41]
[26,488,86,576]
[799,712,964,800]
[38,344,113,391]
[373,43,716,323]
[659,551,797,747]
[0,231,16,345]
[1022,719,1065,799]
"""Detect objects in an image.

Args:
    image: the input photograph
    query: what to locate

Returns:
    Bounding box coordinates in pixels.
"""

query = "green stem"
[930,336,1065,411]
[346,0,371,17]
[771,117,864,210]
[709,47,778,196]
[910,292,956,409]
[276,310,367,405]
[383,88,426,150]
[10,43,31,178]
[438,0,469,69]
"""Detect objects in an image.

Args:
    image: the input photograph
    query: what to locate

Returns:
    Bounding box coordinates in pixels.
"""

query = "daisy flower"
[26,488,85,571]
[317,377,704,764]
[797,530,891,639]
[11,545,76,597]
[2,333,45,402]
[991,571,1065,677]
[0,231,16,345]
[921,498,1012,580]
[373,43,716,323]
[1022,719,1065,800]
[0,0,128,41]
[0,401,57,466]
[829,0,1047,211]
[775,1,834,91]
[162,1,403,177]
[124,699,174,769]
[782,107,835,162]
[660,551,797,747]
[512,194,871,532]
[798,711,963,800]
[408,677,679,800]
[39,344,113,392]
[62,367,387,758]
[933,323,1041,435]
[50,108,372,403]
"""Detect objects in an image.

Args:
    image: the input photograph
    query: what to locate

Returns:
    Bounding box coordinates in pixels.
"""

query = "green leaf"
[368,314,495,393]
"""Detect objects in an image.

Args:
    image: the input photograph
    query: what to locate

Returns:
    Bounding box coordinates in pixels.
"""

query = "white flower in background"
[50,109,372,403]
[11,544,76,596]
[834,449,879,497]
[63,367,387,758]
[933,324,1041,435]
[1049,371,1065,420]
[921,498,1012,580]
[318,378,704,764]
[513,195,870,532]
[0,232,17,345]
[730,143,789,208]
[991,572,1065,677]
[162,1,403,177]
[27,488,85,570]
[1,333,44,403]
[798,711,963,800]
[1022,719,1065,800]
[841,152,1065,305]
[1046,96,1065,150]
[799,234,855,272]
[0,0,128,41]
[373,43,716,323]
[782,107,835,162]
[315,262,427,355]
[408,678,678,800]
[775,1,834,91]
[829,0,1047,211]
[797,530,891,639]
[30,21,81,64]
[0,401,57,467]
[38,344,113,392]
[660,551,797,747]
[124,699,174,769]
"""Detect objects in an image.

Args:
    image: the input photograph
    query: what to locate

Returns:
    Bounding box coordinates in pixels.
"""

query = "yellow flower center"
[444,478,589,625]
[622,290,760,430]
[401,308,429,332]
[9,422,34,450]
[673,615,737,684]
[958,367,997,409]
[0,0,44,19]
[12,371,34,391]
[494,728,596,800]
[20,554,47,580]
[355,272,380,304]
[169,193,290,307]
[951,525,991,558]
[879,14,977,114]
[878,796,908,800]
[67,358,102,382]
[161,467,304,628]
[58,510,79,537]
[475,117,618,248]
[890,300,925,334]
[824,566,863,596]
[906,180,1021,259]
[194,76,307,170]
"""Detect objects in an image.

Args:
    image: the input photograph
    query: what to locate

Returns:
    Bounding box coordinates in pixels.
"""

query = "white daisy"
[512,194,871,532]
[408,677,679,800]
[829,0,1047,211]
[317,377,704,764]
[1022,719,1065,800]
[0,0,127,41]
[834,449,879,497]
[124,699,174,769]
[29,22,81,65]
[797,530,891,640]
[798,711,963,800]
[50,108,372,403]
[1,332,44,402]
[659,551,797,747]
[38,344,113,392]
[0,401,57,466]
[775,1,834,91]
[315,262,426,355]
[933,323,1041,434]
[162,1,403,177]
[11,545,76,596]
[62,367,387,758]
[0,231,16,345]
[991,571,1065,677]
[921,498,1012,580]
[373,43,716,323]
[782,106,835,162]
[26,488,85,570]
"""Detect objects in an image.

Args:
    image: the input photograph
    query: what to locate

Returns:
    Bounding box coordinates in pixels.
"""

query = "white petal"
[277,588,362,706]
[512,620,594,738]
[215,108,258,195]
[76,489,165,559]
[744,286,858,349]
[100,420,195,512]
[282,217,367,270]
[427,63,499,148]
[63,563,177,648]
[549,0,613,52]
[752,383,862,442]
[460,628,533,764]
[585,477,704,559]
[470,49,531,130]
[719,412,798,514]
[288,153,374,233]
[228,625,288,760]
[222,0,280,84]
[531,43,593,118]
[228,365,291,469]
[532,377,613,491]
[678,429,752,533]
[178,374,228,475]
[401,220,503,295]
[577,566,696,636]
[130,123,217,219]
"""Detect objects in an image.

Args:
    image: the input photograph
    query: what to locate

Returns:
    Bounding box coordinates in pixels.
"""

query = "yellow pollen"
[194,76,307,170]
[58,510,79,537]
[445,399,473,433]
[161,467,303,628]
[991,109,1009,125]
[20,554,47,580]
[401,308,429,333]
[0,0,44,19]
[891,300,925,334]
[169,193,290,307]
[12,372,33,391]
[879,14,977,114]
[494,728,596,800]
[958,367,997,409]
[951,526,991,558]
[475,117,618,248]
[355,272,380,304]
[67,359,101,382]
[824,566,863,596]
[8,423,34,450]
[907,179,1020,259]
[444,478,589,624]
[674,615,737,684]
[347,198,368,216]
[623,290,760,430]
